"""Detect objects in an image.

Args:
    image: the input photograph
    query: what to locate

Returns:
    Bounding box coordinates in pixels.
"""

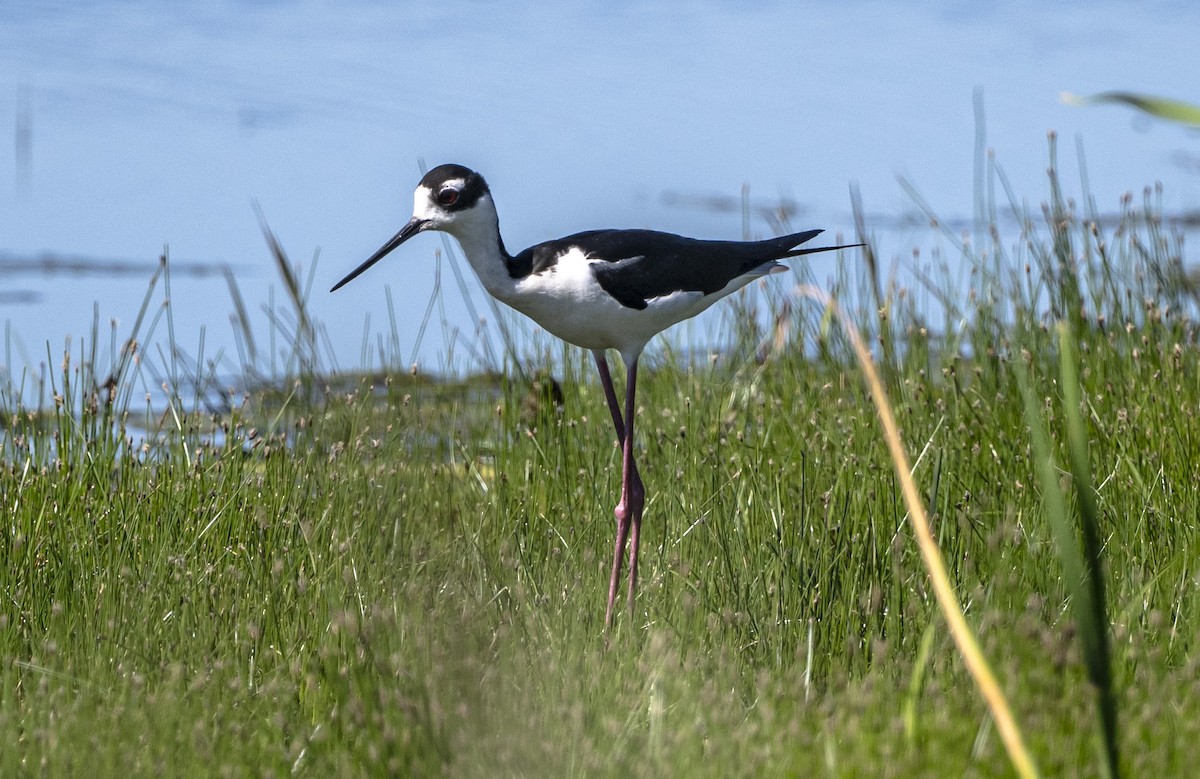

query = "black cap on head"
[419,164,490,212]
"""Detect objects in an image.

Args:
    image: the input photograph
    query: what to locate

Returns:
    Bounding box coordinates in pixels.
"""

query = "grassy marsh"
[2,147,1199,776]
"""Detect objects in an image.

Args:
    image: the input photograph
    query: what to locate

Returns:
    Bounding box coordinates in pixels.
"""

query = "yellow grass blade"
[798,285,1040,779]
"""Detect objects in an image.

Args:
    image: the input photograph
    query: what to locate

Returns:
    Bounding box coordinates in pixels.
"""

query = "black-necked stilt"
[332,164,858,628]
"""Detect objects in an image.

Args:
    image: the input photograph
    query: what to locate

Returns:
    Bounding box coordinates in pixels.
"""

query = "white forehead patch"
[412,185,433,218]
[412,179,468,220]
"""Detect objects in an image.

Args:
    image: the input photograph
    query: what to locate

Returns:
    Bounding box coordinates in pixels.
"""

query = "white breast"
[503,248,725,360]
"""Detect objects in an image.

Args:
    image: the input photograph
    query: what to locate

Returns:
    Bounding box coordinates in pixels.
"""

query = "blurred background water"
[1,1,1197,385]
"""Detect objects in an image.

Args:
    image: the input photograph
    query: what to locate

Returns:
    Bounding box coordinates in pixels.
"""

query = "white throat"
[423,192,516,301]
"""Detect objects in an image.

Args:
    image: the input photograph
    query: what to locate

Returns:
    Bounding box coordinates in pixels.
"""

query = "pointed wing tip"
[785,241,866,259]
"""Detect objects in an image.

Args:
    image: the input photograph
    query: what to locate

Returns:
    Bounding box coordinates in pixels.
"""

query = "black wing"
[514,228,825,310]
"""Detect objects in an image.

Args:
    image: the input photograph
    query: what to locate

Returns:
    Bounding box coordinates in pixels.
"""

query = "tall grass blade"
[1061,91,1200,127]
[1056,322,1120,778]
[798,284,1040,779]
[222,263,257,366]
[1016,322,1119,779]
[255,202,317,376]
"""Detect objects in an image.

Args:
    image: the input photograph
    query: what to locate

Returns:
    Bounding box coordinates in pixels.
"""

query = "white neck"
[443,195,518,301]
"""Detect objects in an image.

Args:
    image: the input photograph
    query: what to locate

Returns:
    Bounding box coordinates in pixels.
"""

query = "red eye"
[437,188,459,206]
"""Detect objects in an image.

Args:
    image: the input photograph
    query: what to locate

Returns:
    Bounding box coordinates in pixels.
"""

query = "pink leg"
[593,351,645,628]
[619,358,645,620]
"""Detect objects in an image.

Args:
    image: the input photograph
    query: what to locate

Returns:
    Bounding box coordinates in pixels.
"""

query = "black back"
[509,228,824,310]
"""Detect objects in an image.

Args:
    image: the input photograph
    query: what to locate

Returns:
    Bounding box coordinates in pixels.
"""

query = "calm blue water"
[1,1,1197,384]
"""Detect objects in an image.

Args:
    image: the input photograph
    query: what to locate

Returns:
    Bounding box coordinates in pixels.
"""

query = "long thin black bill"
[330,217,427,292]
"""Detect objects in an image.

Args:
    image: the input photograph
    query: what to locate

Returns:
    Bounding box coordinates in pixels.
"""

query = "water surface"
[1,1,1197,382]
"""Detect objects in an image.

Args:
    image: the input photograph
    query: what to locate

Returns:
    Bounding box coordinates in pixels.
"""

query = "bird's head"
[331,163,496,292]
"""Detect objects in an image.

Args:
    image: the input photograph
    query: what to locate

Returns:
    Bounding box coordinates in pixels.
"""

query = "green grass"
[3,146,1200,776]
